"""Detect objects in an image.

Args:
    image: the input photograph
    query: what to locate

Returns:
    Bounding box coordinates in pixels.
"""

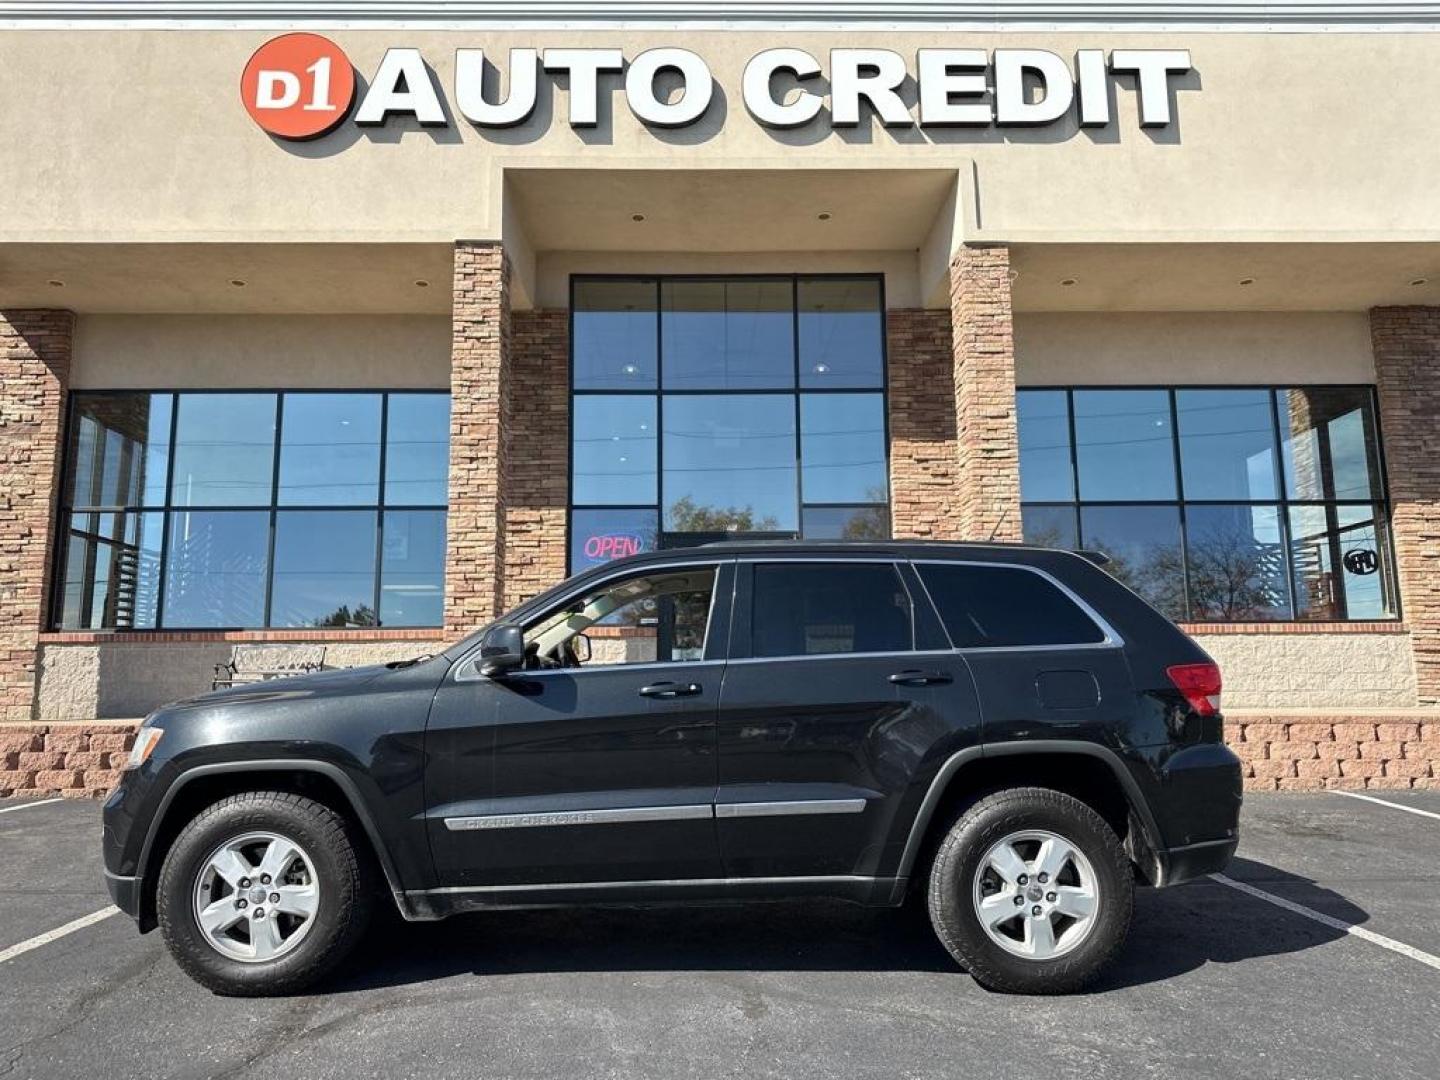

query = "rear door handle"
[639,681,702,699]
[888,670,953,687]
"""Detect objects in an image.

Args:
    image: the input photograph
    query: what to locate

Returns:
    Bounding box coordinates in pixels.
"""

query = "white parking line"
[1332,790,1440,822]
[1210,873,1440,973]
[0,798,63,815]
[0,906,120,966]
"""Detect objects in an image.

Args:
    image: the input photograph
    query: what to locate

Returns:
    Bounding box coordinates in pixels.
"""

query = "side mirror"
[573,633,592,664]
[477,624,525,678]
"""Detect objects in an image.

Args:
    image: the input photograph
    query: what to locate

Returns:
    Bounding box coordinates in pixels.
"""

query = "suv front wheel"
[157,791,374,996]
[927,787,1134,994]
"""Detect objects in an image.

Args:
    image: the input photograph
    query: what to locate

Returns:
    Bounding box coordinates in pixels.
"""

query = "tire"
[927,787,1133,994]
[157,791,375,996]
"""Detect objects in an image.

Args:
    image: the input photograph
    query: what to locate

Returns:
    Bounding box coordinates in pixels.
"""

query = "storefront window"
[1019,386,1396,623]
[570,274,890,569]
[57,391,450,629]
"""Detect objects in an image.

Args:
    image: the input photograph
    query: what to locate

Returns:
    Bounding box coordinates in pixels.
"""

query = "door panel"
[425,562,732,888]
[714,560,983,879]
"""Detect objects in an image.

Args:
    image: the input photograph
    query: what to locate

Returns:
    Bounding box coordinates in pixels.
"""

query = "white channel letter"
[1075,50,1110,127]
[916,49,991,126]
[994,49,1075,126]
[626,48,714,127]
[742,48,824,128]
[1109,49,1192,127]
[542,48,626,128]
[455,48,539,127]
[355,47,446,126]
[830,48,913,128]
[256,70,301,110]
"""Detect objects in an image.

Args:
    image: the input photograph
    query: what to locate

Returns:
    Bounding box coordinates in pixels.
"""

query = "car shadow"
[315,856,1365,996]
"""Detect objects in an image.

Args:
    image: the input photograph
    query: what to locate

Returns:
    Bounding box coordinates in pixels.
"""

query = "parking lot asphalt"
[2,792,1438,1080]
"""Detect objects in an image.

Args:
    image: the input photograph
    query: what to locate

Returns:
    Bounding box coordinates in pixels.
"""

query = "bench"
[211,644,327,691]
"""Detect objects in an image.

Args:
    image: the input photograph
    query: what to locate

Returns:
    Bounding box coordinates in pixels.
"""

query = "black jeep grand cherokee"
[103,541,1241,996]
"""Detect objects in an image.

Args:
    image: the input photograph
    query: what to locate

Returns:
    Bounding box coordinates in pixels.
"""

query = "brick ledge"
[39,630,448,645]
[1182,622,1407,635]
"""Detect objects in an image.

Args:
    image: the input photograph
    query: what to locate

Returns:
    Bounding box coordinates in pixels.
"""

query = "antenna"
[986,506,1010,544]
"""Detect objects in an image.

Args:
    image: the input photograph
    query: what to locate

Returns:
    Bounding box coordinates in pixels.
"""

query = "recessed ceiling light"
[1060,278,1077,287]
[1409,277,1429,287]
[414,279,430,288]
[632,213,646,222]
[1238,277,1255,286]
[817,212,832,221]
[46,279,64,288]
[229,278,247,287]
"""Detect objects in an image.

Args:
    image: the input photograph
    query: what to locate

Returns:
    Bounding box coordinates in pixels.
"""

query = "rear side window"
[917,563,1106,648]
[751,562,913,657]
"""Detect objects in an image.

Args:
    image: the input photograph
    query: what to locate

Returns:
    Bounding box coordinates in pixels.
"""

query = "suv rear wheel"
[157,791,374,996]
[927,787,1133,994]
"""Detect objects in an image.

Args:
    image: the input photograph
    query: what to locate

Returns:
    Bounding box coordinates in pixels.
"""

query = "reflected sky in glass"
[380,509,445,627]
[800,393,887,504]
[385,394,450,506]
[271,511,377,628]
[662,279,794,390]
[663,395,797,530]
[1018,390,1074,502]
[1177,389,1278,501]
[572,396,657,505]
[798,278,884,389]
[573,279,659,390]
[162,510,269,627]
[1074,390,1176,501]
[278,393,381,506]
[170,394,276,507]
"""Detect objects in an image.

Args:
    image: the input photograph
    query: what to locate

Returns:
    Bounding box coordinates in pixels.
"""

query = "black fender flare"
[893,741,1169,886]
[136,759,414,920]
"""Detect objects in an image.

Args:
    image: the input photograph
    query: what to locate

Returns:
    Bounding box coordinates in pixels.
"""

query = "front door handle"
[889,670,953,687]
[639,681,702,699]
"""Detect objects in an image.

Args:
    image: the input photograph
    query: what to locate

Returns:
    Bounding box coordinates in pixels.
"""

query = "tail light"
[1166,662,1222,716]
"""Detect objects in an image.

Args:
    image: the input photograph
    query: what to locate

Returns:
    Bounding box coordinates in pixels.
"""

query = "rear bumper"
[1147,742,1243,886]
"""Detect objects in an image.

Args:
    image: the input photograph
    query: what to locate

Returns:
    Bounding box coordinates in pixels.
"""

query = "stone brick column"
[0,310,74,721]
[887,308,960,539]
[503,310,569,610]
[1371,306,1440,704]
[444,243,511,637]
[950,246,1022,541]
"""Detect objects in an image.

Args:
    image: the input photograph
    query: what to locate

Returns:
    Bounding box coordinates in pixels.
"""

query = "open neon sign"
[584,533,646,561]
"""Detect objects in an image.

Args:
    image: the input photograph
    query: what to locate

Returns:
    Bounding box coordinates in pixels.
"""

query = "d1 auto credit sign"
[240,34,1194,140]
[242,33,356,140]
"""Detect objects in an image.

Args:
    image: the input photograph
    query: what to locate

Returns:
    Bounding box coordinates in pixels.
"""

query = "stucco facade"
[2,2,1439,795]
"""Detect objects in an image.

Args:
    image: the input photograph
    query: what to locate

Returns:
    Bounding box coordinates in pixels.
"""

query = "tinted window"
[571,395,658,505]
[1177,389,1278,501]
[1017,390,1073,502]
[270,510,378,628]
[663,395,796,531]
[380,509,446,627]
[800,393,887,504]
[170,393,277,507]
[1073,389,1175,501]
[751,562,912,657]
[918,563,1105,648]
[798,277,884,388]
[662,278,793,390]
[277,393,381,506]
[66,393,171,509]
[384,393,451,505]
[525,567,716,667]
[162,510,270,628]
[573,279,659,390]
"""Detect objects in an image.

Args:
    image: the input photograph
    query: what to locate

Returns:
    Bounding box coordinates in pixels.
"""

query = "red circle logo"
[241,33,355,140]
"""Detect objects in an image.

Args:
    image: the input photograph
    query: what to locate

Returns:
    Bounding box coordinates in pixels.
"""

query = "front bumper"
[104,869,142,922]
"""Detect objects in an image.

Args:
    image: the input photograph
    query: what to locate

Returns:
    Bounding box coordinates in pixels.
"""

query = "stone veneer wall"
[1371,306,1440,704]
[503,309,569,611]
[445,241,512,635]
[0,310,73,722]
[887,308,961,540]
[1190,631,1418,709]
[949,248,1022,541]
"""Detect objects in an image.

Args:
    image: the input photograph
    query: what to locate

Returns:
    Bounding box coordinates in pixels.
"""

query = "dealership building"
[2,1,1439,793]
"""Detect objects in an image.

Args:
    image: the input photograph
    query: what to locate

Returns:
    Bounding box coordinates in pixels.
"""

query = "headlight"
[122,727,164,771]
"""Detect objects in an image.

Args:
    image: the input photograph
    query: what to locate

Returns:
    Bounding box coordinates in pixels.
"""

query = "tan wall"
[72,314,452,389]
[1193,632,1418,710]
[35,640,445,720]
[1014,311,1375,385]
[2,30,1439,245]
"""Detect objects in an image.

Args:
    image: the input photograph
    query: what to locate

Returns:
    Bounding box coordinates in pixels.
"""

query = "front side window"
[570,275,890,569]
[1017,386,1396,623]
[57,391,450,630]
[750,562,913,658]
[523,566,717,669]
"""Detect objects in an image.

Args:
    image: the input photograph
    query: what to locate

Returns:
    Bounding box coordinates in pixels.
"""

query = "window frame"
[567,273,892,573]
[52,387,451,631]
[1017,383,1399,624]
